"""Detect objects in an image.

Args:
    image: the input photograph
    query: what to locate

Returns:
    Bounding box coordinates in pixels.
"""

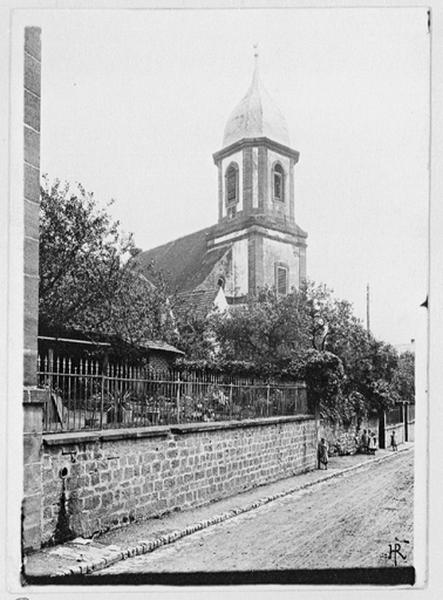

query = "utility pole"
[366,283,371,336]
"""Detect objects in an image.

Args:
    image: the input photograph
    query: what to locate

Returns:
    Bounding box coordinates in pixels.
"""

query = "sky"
[18,7,429,347]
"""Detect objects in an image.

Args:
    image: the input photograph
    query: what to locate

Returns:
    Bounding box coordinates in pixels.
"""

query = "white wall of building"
[224,237,249,297]
[262,237,300,290]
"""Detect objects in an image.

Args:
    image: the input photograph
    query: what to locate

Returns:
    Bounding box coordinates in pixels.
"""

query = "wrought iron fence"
[38,355,309,433]
[385,404,404,426]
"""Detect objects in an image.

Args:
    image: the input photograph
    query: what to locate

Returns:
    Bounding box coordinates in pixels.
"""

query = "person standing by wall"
[368,430,377,455]
[317,437,329,470]
[360,429,369,454]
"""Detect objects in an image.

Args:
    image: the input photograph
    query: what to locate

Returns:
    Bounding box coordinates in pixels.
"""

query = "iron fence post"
[100,350,108,430]
[266,383,270,417]
[176,373,181,424]
[48,347,54,388]
[229,382,233,420]
[48,348,54,428]
[295,384,298,415]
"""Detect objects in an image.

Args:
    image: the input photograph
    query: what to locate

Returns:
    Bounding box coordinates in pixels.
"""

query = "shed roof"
[140,340,184,355]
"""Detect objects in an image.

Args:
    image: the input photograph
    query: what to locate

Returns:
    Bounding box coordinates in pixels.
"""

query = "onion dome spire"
[222,47,290,147]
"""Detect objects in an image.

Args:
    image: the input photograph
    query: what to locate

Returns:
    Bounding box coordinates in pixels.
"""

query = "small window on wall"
[276,265,288,295]
[273,163,285,202]
[227,205,237,220]
[225,162,239,205]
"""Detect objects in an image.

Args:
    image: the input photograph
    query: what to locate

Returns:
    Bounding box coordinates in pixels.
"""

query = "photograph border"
[1,0,441,597]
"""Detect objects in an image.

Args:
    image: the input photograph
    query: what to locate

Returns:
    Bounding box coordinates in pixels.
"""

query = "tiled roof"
[132,227,229,293]
[174,288,222,321]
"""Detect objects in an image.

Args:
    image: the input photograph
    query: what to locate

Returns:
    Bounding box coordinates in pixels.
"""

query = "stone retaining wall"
[40,416,316,545]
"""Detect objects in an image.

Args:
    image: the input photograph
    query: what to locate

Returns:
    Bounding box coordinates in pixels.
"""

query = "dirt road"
[94,449,413,573]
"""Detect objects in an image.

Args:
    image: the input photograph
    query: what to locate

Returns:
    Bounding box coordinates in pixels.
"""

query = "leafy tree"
[39,176,176,346]
[393,351,415,404]
[285,349,345,419]
[173,303,218,360]
[193,281,404,420]
[211,287,310,374]
[304,282,401,414]
[40,176,410,421]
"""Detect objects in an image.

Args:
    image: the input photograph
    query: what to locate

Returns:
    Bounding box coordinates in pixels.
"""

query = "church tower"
[135,52,308,314]
[209,52,307,301]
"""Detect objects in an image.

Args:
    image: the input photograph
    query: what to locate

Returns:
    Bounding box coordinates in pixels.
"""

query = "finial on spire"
[250,43,260,88]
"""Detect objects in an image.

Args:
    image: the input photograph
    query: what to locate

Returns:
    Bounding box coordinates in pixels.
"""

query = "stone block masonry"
[23,26,45,553]
[23,26,41,387]
[40,416,316,546]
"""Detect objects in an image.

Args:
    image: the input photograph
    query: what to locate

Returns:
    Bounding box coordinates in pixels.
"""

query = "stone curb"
[52,445,412,577]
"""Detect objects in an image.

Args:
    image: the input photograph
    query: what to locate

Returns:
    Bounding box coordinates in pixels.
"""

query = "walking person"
[317,437,329,470]
[390,430,398,451]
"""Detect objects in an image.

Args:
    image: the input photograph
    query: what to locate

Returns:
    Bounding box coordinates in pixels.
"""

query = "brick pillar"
[22,26,45,552]
[403,403,409,442]
[24,26,41,385]
[23,388,46,552]
[378,411,386,449]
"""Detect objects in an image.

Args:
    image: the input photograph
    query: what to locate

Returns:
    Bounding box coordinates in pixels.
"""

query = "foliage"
[178,281,413,422]
[175,357,282,379]
[210,287,310,372]
[286,349,345,420]
[295,282,401,415]
[39,178,414,424]
[393,351,415,404]
[39,176,176,347]
[172,303,218,360]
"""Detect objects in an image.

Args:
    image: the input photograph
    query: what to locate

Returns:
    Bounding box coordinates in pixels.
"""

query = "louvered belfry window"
[226,162,239,204]
[273,163,284,201]
[276,265,288,295]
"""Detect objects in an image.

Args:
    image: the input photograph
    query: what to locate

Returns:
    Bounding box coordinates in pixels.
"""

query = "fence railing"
[385,404,404,426]
[37,355,309,433]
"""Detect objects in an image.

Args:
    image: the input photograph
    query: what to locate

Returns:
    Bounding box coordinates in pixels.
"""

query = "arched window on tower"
[225,162,239,218]
[273,162,285,202]
[275,263,289,295]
